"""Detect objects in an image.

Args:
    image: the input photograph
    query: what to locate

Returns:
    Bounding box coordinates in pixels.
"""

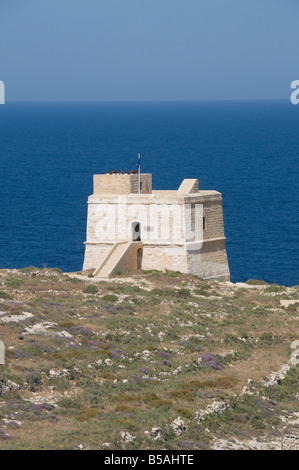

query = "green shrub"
[64,275,83,283]
[115,418,137,429]
[49,267,63,274]
[264,284,285,293]
[58,321,75,328]
[175,288,191,299]
[58,398,81,410]
[194,287,210,297]
[141,269,162,276]
[5,278,24,288]
[246,279,269,285]
[115,405,136,413]
[267,367,299,402]
[286,303,298,313]
[102,294,118,302]
[83,284,99,294]
[77,408,99,421]
[20,266,39,273]
[260,332,273,342]
[164,270,181,278]
[176,408,194,419]
[0,290,12,299]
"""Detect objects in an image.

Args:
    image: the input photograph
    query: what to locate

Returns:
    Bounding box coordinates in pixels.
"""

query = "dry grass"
[0,268,298,450]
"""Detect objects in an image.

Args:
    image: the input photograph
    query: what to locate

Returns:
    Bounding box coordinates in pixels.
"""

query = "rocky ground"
[0,267,298,450]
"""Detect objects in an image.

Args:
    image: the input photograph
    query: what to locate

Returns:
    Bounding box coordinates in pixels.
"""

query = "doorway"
[132,221,141,242]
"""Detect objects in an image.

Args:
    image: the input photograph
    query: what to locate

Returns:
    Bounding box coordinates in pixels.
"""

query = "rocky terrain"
[0,267,298,450]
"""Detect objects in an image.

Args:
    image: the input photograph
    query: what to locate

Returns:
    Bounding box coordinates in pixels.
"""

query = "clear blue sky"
[0,0,298,101]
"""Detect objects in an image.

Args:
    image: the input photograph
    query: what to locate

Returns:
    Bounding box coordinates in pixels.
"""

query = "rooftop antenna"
[137,153,141,194]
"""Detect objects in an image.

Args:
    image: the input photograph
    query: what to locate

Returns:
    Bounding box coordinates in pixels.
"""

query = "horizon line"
[3,97,290,104]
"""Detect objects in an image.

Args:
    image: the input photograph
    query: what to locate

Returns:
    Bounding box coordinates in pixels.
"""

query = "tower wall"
[93,173,152,195]
[142,245,188,273]
[186,240,230,280]
[183,196,230,280]
[203,199,226,241]
[83,195,186,271]
[83,243,113,271]
[94,174,131,195]
[83,174,230,280]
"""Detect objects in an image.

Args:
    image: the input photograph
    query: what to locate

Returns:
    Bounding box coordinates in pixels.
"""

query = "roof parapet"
[177,179,199,194]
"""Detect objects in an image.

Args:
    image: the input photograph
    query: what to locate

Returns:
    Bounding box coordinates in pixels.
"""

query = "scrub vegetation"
[0,268,298,450]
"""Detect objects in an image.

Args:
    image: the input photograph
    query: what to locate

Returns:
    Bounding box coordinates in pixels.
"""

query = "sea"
[0,101,298,286]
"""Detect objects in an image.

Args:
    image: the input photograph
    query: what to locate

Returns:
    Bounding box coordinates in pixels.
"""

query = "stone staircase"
[93,241,142,278]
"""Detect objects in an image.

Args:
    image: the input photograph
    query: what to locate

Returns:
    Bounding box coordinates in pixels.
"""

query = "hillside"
[0,267,298,450]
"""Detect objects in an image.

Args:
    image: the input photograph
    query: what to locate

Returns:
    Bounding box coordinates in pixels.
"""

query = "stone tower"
[83,172,230,280]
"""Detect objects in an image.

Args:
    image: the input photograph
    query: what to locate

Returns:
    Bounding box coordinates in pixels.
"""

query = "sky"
[0,0,298,101]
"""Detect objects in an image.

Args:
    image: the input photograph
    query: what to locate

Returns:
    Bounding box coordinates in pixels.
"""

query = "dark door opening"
[132,222,141,241]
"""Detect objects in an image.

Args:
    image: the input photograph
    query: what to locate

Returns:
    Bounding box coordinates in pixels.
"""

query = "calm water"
[0,101,298,285]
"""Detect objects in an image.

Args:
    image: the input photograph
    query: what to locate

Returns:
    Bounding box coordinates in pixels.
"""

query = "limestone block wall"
[83,243,112,271]
[83,182,230,280]
[85,202,122,243]
[111,242,143,275]
[142,245,188,273]
[141,204,185,244]
[85,198,186,245]
[202,200,225,241]
[183,202,204,244]
[186,239,230,280]
[183,195,229,280]
[130,174,152,194]
[94,174,131,195]
[83,196,187,270]
[93,173,152,195]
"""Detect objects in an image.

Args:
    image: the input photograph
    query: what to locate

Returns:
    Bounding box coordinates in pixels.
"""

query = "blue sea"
[0,101,298,286]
